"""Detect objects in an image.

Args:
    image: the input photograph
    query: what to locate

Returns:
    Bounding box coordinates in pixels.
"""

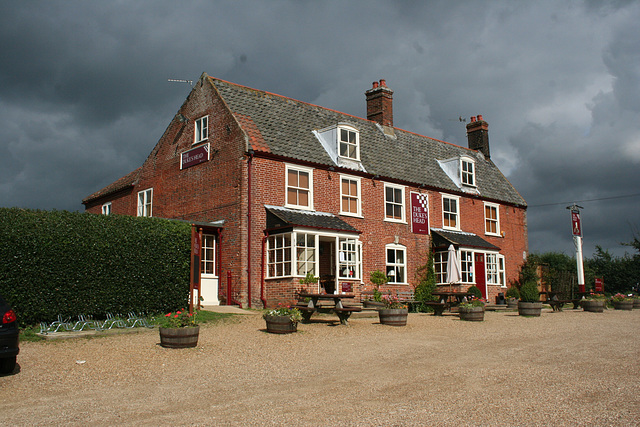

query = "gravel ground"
[1,307,639,426]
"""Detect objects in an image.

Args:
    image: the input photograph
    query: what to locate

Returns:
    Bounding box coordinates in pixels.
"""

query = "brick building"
[83,73,528,308]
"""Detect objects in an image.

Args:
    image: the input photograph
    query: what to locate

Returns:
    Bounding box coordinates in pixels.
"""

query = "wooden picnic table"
[296,292,361,325]
[431,291,474,313]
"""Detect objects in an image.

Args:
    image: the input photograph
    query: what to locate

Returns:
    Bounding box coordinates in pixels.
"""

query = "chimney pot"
[477,114,483,121]
[470,116,476,122]
[466,115,490,158]
[365,79,394,127]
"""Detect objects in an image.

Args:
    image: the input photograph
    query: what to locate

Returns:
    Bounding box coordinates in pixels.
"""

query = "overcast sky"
[1,0,639,258]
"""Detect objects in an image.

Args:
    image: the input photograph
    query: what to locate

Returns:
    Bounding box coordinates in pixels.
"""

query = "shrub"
[0,208,191,326]
[505,286,521,300]
[519,280,540,303]
[467,285,482,299]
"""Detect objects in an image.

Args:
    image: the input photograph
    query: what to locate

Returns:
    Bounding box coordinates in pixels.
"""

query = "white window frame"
[137,188,153,217]
[338,126,360,161]
[386,244,407,284]
[442,194,460,230]
[340,175,362,217]
[384,183,406,223]
[434,250,448,284]
[101,202,111,215]
[195,115,208,144]
[460,250,474,284]
[460,157,475,187]
[484,202,500,236]
[266,230,361,283]
[201,234,217,277]
[267,233,293,278]
[285,164,314,210]
[485,253,506,287]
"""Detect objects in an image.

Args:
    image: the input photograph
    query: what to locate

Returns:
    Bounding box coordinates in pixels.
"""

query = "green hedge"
[0,208,192,326]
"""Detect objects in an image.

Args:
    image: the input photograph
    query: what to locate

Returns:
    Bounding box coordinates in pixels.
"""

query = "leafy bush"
[0,208,191,326]
[467,285,482,299]
[505,286,521,300]
[519,281,540,303]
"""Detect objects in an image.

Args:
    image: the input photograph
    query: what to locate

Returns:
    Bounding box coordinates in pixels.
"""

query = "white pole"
[574,235,585,291]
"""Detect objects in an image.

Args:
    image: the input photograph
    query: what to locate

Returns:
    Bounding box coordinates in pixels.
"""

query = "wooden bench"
[423,301,447,316]
[333,306,362,325]
[547,299,572,311]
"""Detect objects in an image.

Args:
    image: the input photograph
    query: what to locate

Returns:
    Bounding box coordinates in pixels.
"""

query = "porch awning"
[265,205,359,233]
[431,228,500,251]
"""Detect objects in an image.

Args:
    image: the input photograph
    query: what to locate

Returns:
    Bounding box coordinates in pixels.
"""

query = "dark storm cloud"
[1,0,638,257]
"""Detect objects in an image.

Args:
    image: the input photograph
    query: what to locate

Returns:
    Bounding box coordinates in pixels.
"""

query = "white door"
[200,234,219,305]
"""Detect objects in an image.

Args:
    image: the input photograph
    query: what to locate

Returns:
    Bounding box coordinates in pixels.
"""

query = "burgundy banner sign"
[181,143,210,170]
[410,192,429,234]
[571,211,582,236]
[594,277,604,293]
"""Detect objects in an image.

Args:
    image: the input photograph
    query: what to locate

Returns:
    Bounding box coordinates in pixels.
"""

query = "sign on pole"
[571,211,582,236]
[567,204,585,293]
[410,192,429,234]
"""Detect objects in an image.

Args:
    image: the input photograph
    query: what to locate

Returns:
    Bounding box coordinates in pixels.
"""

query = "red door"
[474,253,487,300]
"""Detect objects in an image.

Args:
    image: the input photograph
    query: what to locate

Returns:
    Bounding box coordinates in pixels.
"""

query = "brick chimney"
[365,79,393,127]
[466,114,490,159]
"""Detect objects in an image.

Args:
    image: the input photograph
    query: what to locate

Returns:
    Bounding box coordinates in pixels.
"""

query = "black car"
[0,295,19,374]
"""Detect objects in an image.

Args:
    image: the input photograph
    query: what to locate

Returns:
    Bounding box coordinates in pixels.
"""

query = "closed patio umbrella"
[446,244,461,292]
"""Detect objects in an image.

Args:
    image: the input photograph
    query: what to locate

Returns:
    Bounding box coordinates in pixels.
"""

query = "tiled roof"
[82,167,141,204]
[430,228,500,250]
[265,206,359,233]
[211,76,526,207]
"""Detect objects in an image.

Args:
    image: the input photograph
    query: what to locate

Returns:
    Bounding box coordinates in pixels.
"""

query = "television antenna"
[168,78,193,86]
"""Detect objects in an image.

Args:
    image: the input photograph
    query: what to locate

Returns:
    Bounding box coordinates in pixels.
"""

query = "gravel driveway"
[2,308,639,426]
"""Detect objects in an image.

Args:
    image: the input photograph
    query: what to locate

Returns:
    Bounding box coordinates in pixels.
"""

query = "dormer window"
[461,157,475,187]
[195,115,208,144]
[339,126,359,160]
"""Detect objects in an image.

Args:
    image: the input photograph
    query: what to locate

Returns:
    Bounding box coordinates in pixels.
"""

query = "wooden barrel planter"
[506,299,518,309]
[581,300,605,313]
[264,315,298,334]
[634,299,640,309]
[518,301,542,317]
[613,300,633,311]
[378,308,408,326]
[159,326,200,348]
[458,307,485,321]
[363,300,385,309]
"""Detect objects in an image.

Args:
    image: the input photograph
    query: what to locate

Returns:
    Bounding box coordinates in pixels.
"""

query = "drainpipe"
[247,149,254,308]
[260,232,268,308]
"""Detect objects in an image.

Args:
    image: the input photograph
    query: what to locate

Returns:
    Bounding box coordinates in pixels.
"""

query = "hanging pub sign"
[571,211,582,236]
[181,143,210,170]
[410,192,429,234]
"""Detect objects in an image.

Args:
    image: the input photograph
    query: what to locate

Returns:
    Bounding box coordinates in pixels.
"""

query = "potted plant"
[159,309,200,348]
[263,304,302,334]
[458,297,486,321]
[611,293,633,311]
[378,294,408,326]
[505,286,520,309]
[365,270,389,308]
[299,272,319,293]
[518,280,542,317]
[581,293,607,312]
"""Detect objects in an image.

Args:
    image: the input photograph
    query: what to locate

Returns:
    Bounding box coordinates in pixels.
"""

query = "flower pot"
[518,301,542,317]
[458,306,485,321]
[613,300,633,311]
[264,315,298,334]
[633,299,640,309]
[378,308,408,326]
[159,326,200,348]
[581,300,605,313]
[506,299,518,309]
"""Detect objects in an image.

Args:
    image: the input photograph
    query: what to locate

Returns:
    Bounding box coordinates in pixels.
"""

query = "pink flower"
[165,313,171,317]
